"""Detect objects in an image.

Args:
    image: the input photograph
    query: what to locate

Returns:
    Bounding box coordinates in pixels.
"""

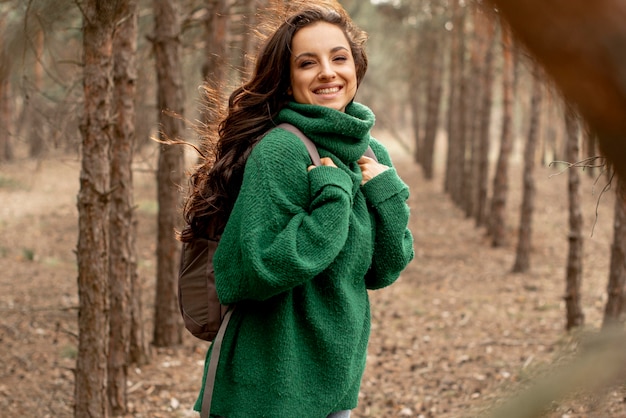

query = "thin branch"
[548,156,606,177]
[548,156,614,237]
[73,0,89,25]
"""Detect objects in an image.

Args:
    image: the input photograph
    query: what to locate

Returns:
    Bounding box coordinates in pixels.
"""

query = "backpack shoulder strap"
[363,146,378,162]
[276,123,322,166]
[201,306,234,418]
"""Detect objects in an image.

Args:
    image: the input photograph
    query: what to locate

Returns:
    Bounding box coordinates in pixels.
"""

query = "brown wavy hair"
[180,2,369,241]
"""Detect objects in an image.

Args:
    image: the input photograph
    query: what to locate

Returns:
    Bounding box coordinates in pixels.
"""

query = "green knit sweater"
[194,102,414,418]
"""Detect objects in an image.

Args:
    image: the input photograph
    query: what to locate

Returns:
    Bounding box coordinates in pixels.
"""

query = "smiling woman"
[180,2,414,418]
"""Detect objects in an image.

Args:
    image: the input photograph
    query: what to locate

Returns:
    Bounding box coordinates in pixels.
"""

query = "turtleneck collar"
[276,102,375,164]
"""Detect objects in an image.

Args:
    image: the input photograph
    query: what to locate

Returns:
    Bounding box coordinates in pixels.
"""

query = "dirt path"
[0,134,624,417]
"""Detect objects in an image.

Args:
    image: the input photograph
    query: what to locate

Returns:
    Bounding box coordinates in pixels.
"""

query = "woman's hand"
[358,156,389,185]
[308,157,337,172]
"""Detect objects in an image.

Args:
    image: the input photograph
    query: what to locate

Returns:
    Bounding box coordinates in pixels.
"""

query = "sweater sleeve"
[214,130,354,303]
[361,139,415,289]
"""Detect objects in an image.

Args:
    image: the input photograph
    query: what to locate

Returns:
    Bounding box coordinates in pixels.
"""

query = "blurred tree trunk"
[512,69,542,273]
[489,18,515,246]
[231,0,258,81]
[408,28,422,167]
[541,88,561,165]
[603,181,626,327]
[0,77,12,161]
[75,1,123,416]
[444,0,465,197]
[563,105,584,331]
[0,12,10,161]
[29,29,46,158]
[473,5,496,227]
[463,5,482,218]
[202,0,231,125]
[239,0,258,78]
[582,126,599,179]
[152,0,185,347]
[244,0,269,74]
[108,1,140,414]
[456,5,469,209]
[421,23,445,180]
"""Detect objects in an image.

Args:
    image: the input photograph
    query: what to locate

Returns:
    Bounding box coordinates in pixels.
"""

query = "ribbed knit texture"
[194,102,414,418]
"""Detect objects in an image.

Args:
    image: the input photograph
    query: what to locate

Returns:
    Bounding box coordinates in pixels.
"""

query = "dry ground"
[1,132,625,417]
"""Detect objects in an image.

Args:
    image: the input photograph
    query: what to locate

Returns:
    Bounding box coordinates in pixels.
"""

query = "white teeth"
[315,87,340,94]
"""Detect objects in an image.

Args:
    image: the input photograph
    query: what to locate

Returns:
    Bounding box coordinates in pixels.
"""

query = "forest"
[1,0,626,417]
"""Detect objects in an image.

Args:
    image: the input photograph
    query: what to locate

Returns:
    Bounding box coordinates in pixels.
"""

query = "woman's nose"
[318,61,336,80]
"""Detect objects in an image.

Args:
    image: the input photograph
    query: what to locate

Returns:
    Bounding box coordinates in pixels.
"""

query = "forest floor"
[1,131,626,418]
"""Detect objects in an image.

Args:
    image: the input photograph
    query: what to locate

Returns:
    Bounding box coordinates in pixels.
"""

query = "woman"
[182,3,414,417]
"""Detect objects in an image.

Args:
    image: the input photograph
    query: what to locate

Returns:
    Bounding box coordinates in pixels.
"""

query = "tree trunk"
[512,69,542,273]
[408,28,423,166]
[421,24,445,180]
[489,19,515,247]
[202,0,231,125]
[239,0,258,78]
[152,0,185,347]
[463,4,483,218]
[0,77,12,161]
[474,7,496,228]
[29,29,46,158]
[230,0,259,82]
[75,1,122,416]
[455,6,474,214]
[603,181,626,327]
[108,1,139,414]
[444,0,465,201]
[0,11,13,161]
[563,105,585,331]
[129,255,150,364]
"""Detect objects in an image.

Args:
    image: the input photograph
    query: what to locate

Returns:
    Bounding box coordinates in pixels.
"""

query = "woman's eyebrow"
[294,46,349,61]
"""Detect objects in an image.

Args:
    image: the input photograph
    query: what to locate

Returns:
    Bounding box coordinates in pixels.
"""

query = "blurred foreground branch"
[482,326,626,418]
[488,0,626,181]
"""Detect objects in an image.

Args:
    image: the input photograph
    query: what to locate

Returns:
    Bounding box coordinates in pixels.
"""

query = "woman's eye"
[333,56,348,62]
[298,60,315,68]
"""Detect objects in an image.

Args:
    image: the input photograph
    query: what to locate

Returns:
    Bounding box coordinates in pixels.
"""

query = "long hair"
[180,2,369,241]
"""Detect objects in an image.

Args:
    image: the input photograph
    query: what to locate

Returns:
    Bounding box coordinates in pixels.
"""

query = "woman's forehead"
[291,22,350,54]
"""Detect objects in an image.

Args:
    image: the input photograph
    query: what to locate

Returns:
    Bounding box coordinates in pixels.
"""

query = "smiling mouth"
[314,86,342,94]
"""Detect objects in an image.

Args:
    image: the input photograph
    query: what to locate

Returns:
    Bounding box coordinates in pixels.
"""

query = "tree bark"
[463,3,483,218]
[512,69,542,273]
[421,23,445,180]
[489,19,515,247]
[108,1,139,414]
[474,8,496,228]
[202,0,231,126]
[239,0,258,78]
[0,77,12,161]
[444,0,465,199]
[0,12,13,162]
[152,0,185,347]
[29,29,46,158]
[603,181,626,327]
[408,28,423,167]
[75,1,122,416]
[563,105,585,331]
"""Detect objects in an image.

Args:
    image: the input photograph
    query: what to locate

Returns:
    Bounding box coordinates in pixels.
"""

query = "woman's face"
[289,22,357,112]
